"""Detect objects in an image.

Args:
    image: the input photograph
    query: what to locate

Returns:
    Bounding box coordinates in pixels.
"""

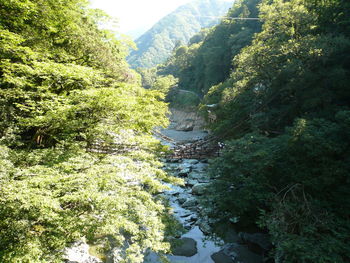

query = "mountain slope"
[128,0,233,68]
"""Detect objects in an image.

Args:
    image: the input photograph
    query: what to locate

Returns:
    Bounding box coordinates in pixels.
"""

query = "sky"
[89,0,192,37]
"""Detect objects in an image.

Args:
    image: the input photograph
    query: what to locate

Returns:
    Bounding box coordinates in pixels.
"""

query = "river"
[145,114,263,263]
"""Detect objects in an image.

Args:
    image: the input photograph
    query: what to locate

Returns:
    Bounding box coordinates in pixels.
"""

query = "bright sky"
[89,0,192,35]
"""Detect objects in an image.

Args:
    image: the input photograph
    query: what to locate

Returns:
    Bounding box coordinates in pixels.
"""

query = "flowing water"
[145,123,263,263]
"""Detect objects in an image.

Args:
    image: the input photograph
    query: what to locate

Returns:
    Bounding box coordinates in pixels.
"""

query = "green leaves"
[0,146,173,262]
[0,0,175,262]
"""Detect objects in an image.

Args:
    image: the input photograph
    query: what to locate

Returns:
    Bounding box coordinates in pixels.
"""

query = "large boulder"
[175,119,195,132]
[172,237,198,257]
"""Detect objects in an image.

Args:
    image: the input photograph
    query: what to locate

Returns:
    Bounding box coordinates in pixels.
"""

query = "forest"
[127,0,232,69]
[0,0,349,262]
[0,0,180,262]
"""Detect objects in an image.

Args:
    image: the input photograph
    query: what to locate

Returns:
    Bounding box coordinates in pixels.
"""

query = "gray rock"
[188,172,203,180]
[178,168,191,177]
[175,120,195,132]
[179,210,192,218]
[172,237,197,257]
[191,183,210,195]
[185,179,198,187]
[239,233,272,251]
[198,220,211,235]
[177,194,188,204]
[187,159,199,165]
[211,251,234,263]
[64,241,102,263]
[179,162,193,169]
[182,198,197,208]
[198,178,210,183]
[212,243,263,263]
[184,214,198,223]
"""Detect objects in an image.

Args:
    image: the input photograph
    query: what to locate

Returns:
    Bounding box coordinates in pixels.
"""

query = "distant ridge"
[127,0,233,68]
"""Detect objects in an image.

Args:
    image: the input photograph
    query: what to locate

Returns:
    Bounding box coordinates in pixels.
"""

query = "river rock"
[211,251,235,263]
[184,214,198,223]
[175,120,195,132]
[186,159,199,165]
[182,198,197,208]
[185,179,198,187]
[172,237,198,257]
[188,172,202,180]
[198,178,210,183]
[178,168,191,177]
[191,183,210,195]
[239,233,272,252]
[177,194,189,204]
[197,220,211,234]
[64,241,102,263]
[212,243,263,263]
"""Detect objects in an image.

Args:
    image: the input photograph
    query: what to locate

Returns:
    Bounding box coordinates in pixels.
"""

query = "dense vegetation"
[157,0,350,262]
[127,0,232,68]
[0,0,180,262]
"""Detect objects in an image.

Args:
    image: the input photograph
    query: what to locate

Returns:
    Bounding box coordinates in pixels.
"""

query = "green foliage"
[0,0,176,262]
[0,145,174,262]
[205,116,350,262]
[159,0,262,96]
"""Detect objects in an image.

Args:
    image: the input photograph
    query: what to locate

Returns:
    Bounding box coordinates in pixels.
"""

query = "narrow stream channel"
[145,125,263,263]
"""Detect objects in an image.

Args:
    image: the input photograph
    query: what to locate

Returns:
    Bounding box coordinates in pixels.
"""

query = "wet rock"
[198,177,210,183]
[212,243,263,263]
[239,233,272,252]
[188,172,202,180]
[191,183,210,195]
[184,214,198,223]
[64,241,102,263]
[172,237,198,257]
[197,220,211,235]
[178,168,191,177]
[177,194,188,204]
[185,179,198,187]
[211,251,235,263]
[179,211,192,218]
[182,198,197,208]
[187,159,199,165]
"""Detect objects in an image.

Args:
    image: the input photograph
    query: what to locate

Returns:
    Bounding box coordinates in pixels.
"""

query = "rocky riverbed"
[144,155,264,263]
[64,110,268,263]
[146,110,266,263]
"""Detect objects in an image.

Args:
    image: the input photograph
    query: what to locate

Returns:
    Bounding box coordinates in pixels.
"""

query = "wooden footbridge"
[87,132,223,159]
[168,137,222,159]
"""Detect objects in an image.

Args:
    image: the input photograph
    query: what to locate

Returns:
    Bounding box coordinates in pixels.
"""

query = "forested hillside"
[0,0,179,262]
[127,0,233,68]
[156,0,350,261]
